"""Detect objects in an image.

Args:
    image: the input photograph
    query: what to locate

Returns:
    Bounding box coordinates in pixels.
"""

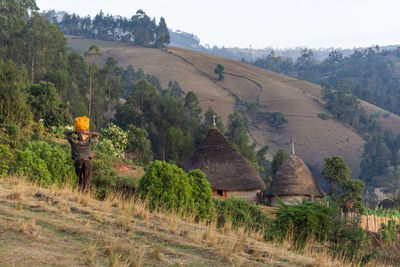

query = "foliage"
[328,214,372,262]
[187,170,214,220]
[0,144,14,177]
[323,156,366,213]
[214,64,225,80]
[13,141,75,187]
[271,149,288,176]
[225,111,257,164]
[55,9,167,48]
[0,60,32,127]
[116,79,200,163]
[100,123,128,158]
[257,111,288,129]
[273,200,333,248]
[317,113,331,120]
[138,161,194,213]
[28,81,71,127]
[155,17,170,48]
[379,219,400,246]
[126,125,153,164]
[91,150,119,199]
[213,197,272,233]
[366,206,400,218]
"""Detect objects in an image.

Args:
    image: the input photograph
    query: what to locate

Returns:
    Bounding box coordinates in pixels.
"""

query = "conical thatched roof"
[267,155,325,197]
[183,126,265,191]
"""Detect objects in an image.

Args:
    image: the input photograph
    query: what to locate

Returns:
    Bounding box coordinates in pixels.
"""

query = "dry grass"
[0,176,395,266]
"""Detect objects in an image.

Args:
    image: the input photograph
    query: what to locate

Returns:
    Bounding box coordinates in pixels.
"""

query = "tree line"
[43,9,170,48]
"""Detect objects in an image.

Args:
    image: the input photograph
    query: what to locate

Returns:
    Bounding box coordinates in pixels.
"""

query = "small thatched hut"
[183,125,265,203]
[267,154,325,206]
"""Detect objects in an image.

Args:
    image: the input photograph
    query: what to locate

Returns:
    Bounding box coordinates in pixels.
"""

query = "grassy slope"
[66,36,400,179]
[0,177,342,267]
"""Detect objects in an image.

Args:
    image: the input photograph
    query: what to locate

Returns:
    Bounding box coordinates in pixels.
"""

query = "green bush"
[379,219,400,246]
[13,141,75,186]
[329,215,372,262]
[318,113,331,120]
[0,144,14,177]
[91,150,119,199]
[187,169,214,220]
[138,161,194,213]
[273,200,333,248]
[213,197,272,233]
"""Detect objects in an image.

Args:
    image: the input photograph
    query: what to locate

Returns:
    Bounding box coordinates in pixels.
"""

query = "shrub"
[257,111,288,129]
[0,144,14,177]
[91,150,119,199]
[187,169,214,220]
[329,214,372,262]
[273,200,333,248]
[100,123,128,158]
[138,161,194,213]
[379,219,400,246]
[13,141,75,186]
[318,113,331,120]
[213,197,272,233]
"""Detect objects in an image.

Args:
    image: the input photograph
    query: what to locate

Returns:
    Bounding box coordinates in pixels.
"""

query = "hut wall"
[226,190,260,203]
[269,195,305,207]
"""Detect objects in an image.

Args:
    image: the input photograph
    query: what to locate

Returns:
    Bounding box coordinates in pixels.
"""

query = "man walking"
[66,120,100,192]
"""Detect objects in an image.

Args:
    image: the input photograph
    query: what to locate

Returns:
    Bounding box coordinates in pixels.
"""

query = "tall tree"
[102,57,122,119]
[323,156,365,213]
[84,45,102,120]
[155,17,170,49]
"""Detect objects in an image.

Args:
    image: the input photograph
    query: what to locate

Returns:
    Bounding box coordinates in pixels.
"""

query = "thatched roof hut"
[267,154,325,206]
[183,126,265,202]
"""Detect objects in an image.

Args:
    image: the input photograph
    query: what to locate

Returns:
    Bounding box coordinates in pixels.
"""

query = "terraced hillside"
[66,35,400,181]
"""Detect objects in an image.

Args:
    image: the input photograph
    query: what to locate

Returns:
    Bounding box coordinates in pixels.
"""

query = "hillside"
[0,177,344,266]
[66,36,400,180]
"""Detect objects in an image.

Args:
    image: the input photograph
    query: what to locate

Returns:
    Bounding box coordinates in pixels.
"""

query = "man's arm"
[66,130,76,143]
[87,131,100,141]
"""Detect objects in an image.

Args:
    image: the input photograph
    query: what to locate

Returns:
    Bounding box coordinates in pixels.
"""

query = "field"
[66,36,400,181]
[0,177,367,267]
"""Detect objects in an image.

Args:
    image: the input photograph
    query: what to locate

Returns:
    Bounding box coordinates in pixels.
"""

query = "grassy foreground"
[0,177,386,267]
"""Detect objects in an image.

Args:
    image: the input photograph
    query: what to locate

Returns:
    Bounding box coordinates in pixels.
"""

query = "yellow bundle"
[74,116,90,131]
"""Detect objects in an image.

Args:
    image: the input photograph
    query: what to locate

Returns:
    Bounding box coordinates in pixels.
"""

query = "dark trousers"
[74,159,92,192]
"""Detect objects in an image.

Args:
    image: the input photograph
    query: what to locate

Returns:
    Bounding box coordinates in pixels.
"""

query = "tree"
[225,111,257,164]
[66,51,88,117]
[271,149,288,176]
[155,17,170,49]
[102,56,122,119]
[214,64,225,80]
[322,156,365,213]
[84,45,102,120]
[126,124,153,164]
[28,81,71,127]
[0,60,32,127]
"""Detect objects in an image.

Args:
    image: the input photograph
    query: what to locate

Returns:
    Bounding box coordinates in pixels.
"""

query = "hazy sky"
[36,0,400,49]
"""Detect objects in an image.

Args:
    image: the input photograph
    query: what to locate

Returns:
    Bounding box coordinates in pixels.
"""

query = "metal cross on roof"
[290,137,295,155]
[212,114,216,126]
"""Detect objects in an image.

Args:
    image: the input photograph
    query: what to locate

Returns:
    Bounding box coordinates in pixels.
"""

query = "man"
[66,129,100,192]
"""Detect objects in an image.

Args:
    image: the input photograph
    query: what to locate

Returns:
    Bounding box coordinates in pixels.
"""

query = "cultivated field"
[66,36,400,180]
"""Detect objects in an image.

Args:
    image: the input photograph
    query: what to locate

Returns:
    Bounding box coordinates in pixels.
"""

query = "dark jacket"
[67,133,100,160]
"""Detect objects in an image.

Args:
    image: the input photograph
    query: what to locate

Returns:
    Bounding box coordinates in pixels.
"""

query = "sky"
[36,0,400,49]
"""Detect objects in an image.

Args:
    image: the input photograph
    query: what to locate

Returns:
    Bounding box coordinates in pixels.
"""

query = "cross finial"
[290,137,295,155]
[212,114,216,126]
